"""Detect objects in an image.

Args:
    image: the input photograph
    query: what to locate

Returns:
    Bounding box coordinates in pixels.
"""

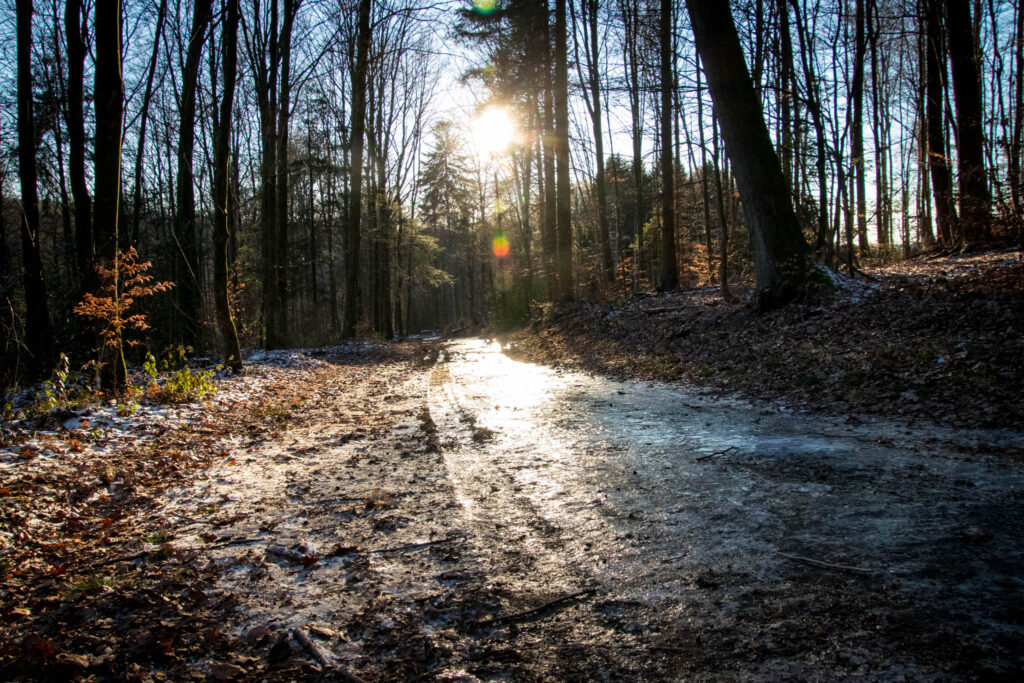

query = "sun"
[471,106,517,156]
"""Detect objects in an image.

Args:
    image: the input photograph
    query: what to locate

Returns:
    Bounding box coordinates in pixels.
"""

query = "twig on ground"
[267,545,306,563]
[695,446,738,462]
[366,535,462,555]
[489,588,597,624]
[641,305,686,315]
[776,550,877,574]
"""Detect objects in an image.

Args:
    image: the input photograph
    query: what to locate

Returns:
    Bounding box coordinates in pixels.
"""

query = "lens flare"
[492,233,509,258]
[472,0,497,15]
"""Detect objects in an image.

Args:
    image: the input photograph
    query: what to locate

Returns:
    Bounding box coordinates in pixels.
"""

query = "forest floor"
[504,249,1024,431]
[1,250,1023,681]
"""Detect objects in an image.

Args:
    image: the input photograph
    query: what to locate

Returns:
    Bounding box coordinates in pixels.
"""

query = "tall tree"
[272,0,299,341]
[926,0,957,246]
[213,0,243,370]
[343,0,372,337]
[578,0,614,282]
[944,0,991,244]
[93,0,126,387]
[175,0,214,345]
[553,0,574,302]
[851,0,869,253]
[130,0,168,244]
[658,0,678,290]
[17,0,55,378]
[65,0,92,283]
[685,0,811,308]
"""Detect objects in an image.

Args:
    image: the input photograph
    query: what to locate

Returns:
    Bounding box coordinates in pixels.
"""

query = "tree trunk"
[944,0,991,244]
[273,0,298,343]
[540,86,558,299]
[93,0,126,387]
[581,0,613,283]
[131,0,167,245]
[712,112,730,298]
[553,0,574,302]
[777,0,794,190]
[175,0,213,345]
[65,0,93,284]
[685,0,811,309]
[926,0,958,247]
[658,0,678,291]
[851,0,869,253]
[868,0,889,246]
[343,0,371,337]
[1011,0,1023,224]
[213,0,242,371]
[17,0,55,378]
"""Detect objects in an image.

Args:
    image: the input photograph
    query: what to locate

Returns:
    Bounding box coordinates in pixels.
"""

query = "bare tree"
[17,0,55,378]
[213,0,243,370]
[685,0,811,308]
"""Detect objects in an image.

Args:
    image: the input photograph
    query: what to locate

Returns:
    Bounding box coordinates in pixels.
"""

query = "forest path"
[120,338,1024,680]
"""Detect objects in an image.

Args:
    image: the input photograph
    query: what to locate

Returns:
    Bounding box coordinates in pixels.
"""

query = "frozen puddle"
[427,338,1024,678]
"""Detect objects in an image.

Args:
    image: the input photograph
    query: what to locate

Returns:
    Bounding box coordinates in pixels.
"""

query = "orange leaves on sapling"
[74,248,174,348]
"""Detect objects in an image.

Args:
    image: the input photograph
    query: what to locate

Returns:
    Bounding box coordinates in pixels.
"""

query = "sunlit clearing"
[493,232,509,258]
[472,107,516,156]
[472,0,497,15]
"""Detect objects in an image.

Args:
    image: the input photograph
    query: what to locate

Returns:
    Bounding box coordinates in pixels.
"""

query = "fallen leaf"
[209,662,246,680]
[57,652,90,668]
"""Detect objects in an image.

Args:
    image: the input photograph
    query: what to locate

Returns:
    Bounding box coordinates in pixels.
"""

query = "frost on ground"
[3,337,1024,681]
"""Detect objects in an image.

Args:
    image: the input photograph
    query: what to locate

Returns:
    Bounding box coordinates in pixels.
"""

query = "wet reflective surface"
[427,338,1024,678]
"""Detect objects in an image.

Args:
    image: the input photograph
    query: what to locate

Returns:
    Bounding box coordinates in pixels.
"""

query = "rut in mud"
[5,339,1024,680]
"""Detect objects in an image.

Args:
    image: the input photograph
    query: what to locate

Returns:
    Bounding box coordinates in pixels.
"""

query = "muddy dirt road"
[141,339,1024,680]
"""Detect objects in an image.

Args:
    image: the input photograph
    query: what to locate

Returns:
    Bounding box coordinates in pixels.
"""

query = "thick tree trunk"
[343,0,371,337]
[553,0,574,302]
[17,0,54,378]
[926,0,958,247]
[213,0,242,371]
[93,0,126,387]
[944,0,991,244]
[658,0,677,291]
[65,0,93,284]
[685,0,811,309]
[175,0,213,345]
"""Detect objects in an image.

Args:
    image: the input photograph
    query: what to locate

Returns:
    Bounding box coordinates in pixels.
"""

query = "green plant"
[143,531,172,545]
[32,354,73,414]
[143,352,158,380]
[144,347,217,404]
[70,575,114,594]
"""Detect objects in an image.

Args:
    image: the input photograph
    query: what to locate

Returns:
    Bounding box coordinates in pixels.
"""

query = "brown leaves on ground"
[0,343,410,681]
[505,251,1024,430]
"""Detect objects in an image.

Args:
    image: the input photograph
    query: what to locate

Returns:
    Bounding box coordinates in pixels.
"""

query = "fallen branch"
[776,551,877,575]
[695,446,738,462]
[293,627,332,670]
[367,535,462,555]
[490,588,597,625]
[641,305,686,315]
